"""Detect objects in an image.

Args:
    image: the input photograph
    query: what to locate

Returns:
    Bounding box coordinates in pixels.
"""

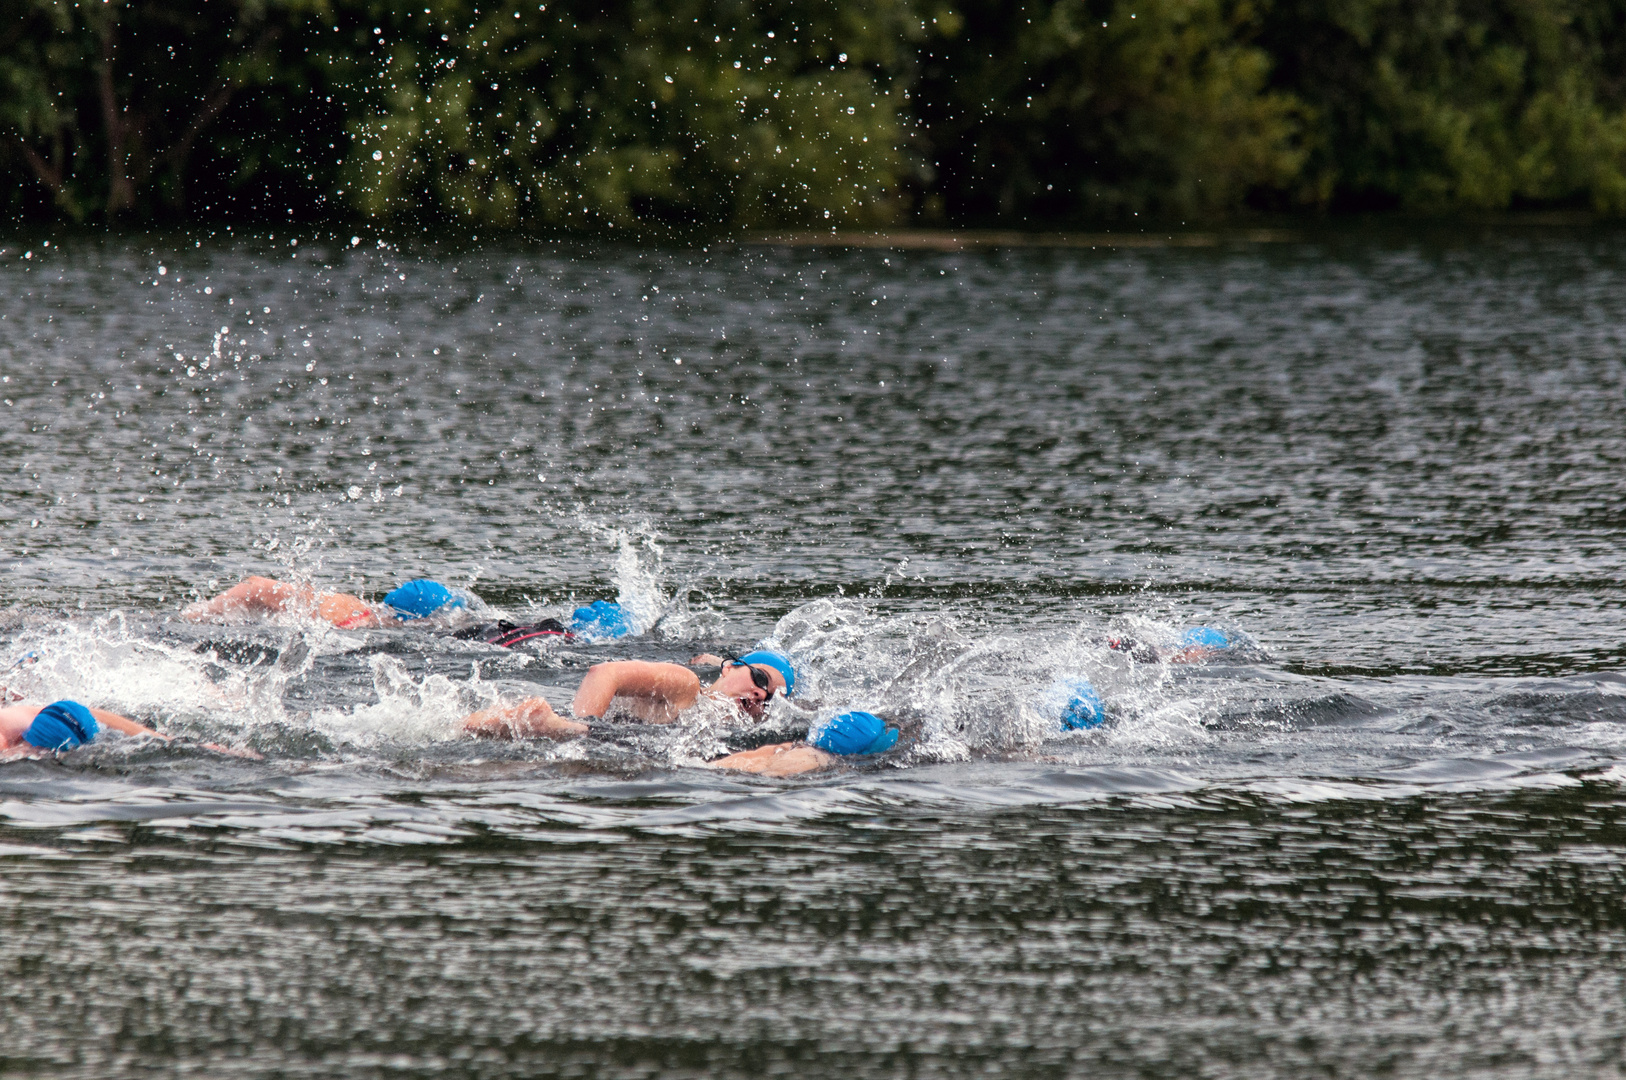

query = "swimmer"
[708,709,900,777]
[710,676,1109,777]
[460,650,796,739]
[0,696,167,759]
[1047,677,1106,729]
[186,576,634,641]
[184,575,453,629]
[1107,626,1234,664]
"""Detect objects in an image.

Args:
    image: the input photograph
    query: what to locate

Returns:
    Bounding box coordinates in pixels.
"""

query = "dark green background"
[6,0,1626,229]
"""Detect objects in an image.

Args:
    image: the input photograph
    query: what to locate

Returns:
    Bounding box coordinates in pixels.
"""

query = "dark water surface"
[2,227,1625,1077]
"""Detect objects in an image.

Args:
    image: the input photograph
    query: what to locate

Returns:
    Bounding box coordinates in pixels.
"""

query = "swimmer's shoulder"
[0,700,42,746]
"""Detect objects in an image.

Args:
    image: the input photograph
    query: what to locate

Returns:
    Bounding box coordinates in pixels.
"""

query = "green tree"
[1,0,319,221]
[9,0,1626,226]
[1260,0,1626,212]
[911,0,1305,222]
[330,0,920,230]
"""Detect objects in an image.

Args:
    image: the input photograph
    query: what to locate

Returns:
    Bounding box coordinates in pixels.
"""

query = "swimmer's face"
[714,661,786,715]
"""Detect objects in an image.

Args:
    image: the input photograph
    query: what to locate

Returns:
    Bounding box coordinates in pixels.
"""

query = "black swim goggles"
[724,655,779,697]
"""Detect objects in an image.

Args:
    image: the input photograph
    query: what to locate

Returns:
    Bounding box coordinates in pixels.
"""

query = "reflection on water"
[2,227,1626,1076]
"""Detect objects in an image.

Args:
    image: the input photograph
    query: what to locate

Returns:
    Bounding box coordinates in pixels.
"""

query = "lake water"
[2,226,1625,1077]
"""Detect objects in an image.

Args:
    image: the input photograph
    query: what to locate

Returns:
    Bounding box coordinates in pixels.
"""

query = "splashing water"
[1,614,319,739]
[603,523,668,633]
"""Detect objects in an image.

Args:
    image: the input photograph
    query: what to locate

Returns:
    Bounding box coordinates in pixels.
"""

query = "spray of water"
[2,613,317,744]
[305,655,493,749]
[767,598,1253,764]
[564,516,722,640]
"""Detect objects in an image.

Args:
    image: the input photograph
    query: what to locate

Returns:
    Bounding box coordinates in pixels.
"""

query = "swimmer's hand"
[689,653,726,667]
[146,735,264,760]
[706,741,835,777]
[462,697,588,740]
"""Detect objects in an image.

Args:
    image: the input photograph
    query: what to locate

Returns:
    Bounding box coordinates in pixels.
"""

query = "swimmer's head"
[811,710,899,756]
[716,650,795,717]
[1054,678,1105,730]
[384,579,466,620]
[736,650,796,697]
[569,600,635,641]
[1180,627,1229,650]
[22,700,99,751]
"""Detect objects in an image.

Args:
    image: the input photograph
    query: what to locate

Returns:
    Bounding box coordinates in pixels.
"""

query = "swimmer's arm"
[92,706,264,756]
[1169,647,1219,665]
[706,742,837,777]
[571,661,701,720]
[87,706,169,741]
[183,575,377,629]
[463,697,588,740]
[184,576,309,620]
[0,704,176,755]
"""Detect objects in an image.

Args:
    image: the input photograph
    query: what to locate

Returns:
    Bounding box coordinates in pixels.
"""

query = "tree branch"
[156,81,240,170]
[155,27,283,208]
[97,16,135,215]
[14,137,64,195]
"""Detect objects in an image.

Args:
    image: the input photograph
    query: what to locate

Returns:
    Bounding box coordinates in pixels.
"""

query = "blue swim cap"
[1181,627,1229,650]
[384,579,465,620]
[1055,678,1106,730]
[811,711,899,756]
[735,649,797,696]
[22,700,100,750]
[570,599,635,640]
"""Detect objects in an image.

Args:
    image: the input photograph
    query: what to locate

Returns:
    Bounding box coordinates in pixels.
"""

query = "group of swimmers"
[2,573,1236,776]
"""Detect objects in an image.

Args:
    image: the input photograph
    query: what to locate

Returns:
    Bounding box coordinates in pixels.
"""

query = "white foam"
[4,614,311,736]
[306,654,495,748]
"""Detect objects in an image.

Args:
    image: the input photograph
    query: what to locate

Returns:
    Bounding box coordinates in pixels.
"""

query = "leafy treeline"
[5,0,1626,228]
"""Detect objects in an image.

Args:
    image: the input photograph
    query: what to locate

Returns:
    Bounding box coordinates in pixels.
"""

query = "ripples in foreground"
[5,785,1626,1077]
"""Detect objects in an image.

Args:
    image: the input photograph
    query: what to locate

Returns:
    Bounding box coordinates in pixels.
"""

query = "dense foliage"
[4,0,1626,226]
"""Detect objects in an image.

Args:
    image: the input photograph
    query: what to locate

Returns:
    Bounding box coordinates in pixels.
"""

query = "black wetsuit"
[722,720,812,753]
[450,618,575,648]
[1106,636,1161,664]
